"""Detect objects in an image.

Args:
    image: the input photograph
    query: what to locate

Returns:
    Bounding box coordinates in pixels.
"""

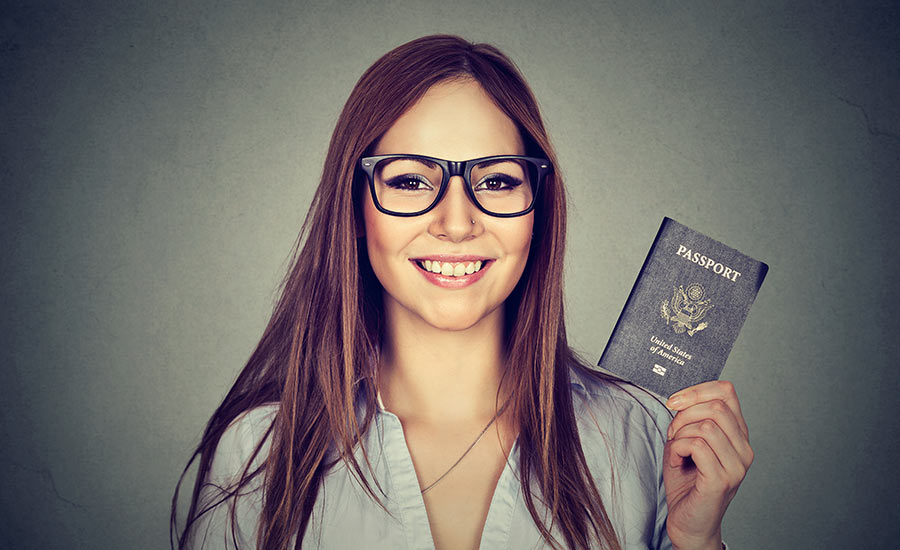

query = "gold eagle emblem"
[660,283,713,336]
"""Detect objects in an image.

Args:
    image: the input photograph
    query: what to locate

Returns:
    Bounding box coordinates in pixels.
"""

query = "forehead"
[373,78,525,160]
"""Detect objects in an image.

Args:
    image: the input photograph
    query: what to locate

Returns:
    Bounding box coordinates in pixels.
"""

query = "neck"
[377,301,510,424]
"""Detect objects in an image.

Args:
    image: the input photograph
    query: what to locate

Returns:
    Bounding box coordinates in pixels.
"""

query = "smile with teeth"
[415,259,486,277]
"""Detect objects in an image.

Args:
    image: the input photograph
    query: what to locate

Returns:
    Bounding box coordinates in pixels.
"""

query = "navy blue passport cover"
[597,217,768,399]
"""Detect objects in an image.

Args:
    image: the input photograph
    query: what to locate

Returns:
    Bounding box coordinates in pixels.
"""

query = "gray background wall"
[2,1,898,548]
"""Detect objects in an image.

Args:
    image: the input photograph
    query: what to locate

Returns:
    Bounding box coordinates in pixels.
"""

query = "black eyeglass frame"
[359,154,552,218]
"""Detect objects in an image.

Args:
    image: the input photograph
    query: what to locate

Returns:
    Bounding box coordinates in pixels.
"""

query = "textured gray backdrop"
[2,1,898,549]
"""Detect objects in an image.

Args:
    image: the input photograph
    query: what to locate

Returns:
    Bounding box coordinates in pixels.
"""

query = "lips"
[414,259,485,277]
[409,257,493,288]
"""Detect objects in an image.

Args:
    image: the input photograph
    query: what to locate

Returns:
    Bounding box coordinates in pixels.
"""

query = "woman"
[171,34,752,550]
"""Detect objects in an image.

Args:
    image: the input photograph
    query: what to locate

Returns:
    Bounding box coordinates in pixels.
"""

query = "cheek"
[509,214,534,259]
[362,192,419,283]
[363,196,390,269]
[493,214,534,290]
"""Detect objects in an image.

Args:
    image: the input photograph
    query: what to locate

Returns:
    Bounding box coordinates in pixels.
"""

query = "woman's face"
[362,78,534,332]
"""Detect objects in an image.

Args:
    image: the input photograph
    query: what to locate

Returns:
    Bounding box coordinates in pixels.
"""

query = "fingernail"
[666,425,674,440]
[666,395,683,409]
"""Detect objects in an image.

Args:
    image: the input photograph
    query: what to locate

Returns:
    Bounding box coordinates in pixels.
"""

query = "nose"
[428,175,480,242]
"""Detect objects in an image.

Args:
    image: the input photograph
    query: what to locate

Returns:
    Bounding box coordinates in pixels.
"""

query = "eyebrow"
[380,157,440,170]
[474,158,518,169]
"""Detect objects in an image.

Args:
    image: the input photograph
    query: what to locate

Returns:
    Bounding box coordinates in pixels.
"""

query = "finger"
[666,437,737,497]
[671,419,749,485]
[667,400,753,465]
[666,380,747,436]
[666,437,726,488]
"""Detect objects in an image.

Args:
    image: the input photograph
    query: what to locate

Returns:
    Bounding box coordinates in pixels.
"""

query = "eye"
[384,174,434,191]
[474,173,522,191]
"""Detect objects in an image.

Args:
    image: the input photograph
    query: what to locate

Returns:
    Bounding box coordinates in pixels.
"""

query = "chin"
[418,302,500,333]
[423,315,485,332]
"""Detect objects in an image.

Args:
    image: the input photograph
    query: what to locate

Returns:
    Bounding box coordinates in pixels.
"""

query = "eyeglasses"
[359,154,552,217]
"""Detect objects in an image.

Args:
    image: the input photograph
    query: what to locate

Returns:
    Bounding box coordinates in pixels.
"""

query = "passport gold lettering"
[675,244,742,282]
[650,335,672,350]
[655,347,685,366]
[651,335,693,362]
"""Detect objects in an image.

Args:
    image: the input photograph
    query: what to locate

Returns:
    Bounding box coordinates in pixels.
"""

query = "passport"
[597,217,768,399]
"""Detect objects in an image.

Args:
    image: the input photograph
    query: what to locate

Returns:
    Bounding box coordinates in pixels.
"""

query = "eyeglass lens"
[372,157,537,215]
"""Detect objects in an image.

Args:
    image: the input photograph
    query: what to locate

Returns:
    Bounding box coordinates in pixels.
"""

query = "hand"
[662,380,753,550]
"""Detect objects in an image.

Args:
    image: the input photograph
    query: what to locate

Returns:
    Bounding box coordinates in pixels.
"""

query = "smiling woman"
[171,34,749,550]
[363,79,534,334]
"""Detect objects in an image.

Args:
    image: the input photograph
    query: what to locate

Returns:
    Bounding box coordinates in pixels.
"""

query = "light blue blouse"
[188,368,679,549]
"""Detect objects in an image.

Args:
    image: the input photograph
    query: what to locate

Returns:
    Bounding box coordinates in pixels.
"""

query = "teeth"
[417,260,487,277]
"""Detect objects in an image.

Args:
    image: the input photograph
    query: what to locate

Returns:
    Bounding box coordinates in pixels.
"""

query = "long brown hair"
[172,34,628,550]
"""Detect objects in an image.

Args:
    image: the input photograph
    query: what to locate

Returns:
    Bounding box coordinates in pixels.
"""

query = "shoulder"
[567,364,673,457]
[568,364,672,417]
[207,404,280,486]
[187,404,280,549]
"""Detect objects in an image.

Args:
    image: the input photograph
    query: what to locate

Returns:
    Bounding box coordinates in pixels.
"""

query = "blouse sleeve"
[185,406,278,550]
[569,368,677,550]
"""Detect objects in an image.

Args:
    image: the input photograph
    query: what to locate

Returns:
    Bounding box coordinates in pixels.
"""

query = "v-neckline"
[375,407,520,550]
